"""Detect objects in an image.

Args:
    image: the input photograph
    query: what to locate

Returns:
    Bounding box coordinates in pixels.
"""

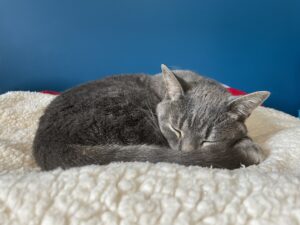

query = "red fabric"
[226,87,246,96]
[40,90,60,95]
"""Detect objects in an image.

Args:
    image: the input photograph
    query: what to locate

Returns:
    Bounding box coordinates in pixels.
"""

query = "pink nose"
[181,143,194,152]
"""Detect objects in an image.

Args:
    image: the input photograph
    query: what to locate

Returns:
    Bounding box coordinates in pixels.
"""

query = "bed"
[0,91,300,225]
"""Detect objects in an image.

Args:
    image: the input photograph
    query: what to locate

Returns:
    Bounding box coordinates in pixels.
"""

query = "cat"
[33,64,270,170]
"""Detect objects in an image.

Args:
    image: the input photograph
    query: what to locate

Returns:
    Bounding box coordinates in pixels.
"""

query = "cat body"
[33,65,269,170]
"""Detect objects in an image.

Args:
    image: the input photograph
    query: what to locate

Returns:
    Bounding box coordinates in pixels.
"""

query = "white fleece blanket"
[0,91,300,225]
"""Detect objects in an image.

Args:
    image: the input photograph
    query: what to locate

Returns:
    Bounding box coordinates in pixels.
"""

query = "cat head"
[156,64,270,154]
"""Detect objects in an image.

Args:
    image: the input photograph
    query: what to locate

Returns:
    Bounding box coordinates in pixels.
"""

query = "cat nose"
[181,141,195,152]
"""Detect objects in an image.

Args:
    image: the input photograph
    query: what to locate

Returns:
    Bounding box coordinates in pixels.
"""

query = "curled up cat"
[33,64,270,170]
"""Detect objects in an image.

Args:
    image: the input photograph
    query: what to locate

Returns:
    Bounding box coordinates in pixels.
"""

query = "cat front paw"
[234,138,266,166]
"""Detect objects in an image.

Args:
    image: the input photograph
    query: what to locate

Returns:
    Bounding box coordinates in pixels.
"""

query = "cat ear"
[228,91,270,120]
[161,64,184,100]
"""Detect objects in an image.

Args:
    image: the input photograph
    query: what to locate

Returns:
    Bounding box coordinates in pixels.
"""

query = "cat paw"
[234,138,266,165]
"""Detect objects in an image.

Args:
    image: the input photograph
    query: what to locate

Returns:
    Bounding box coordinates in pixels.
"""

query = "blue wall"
[0,0,299,115]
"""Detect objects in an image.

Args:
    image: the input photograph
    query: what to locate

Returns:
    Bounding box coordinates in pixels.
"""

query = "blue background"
[0,0,299,115]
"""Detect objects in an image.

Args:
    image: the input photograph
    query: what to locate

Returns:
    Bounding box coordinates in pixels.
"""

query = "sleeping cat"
[33,65,270,170]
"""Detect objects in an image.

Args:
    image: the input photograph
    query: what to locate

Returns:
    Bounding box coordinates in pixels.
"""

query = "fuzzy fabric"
[0,91,300,225]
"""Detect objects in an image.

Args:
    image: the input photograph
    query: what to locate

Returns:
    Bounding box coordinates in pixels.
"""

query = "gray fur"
[33,65,270,170]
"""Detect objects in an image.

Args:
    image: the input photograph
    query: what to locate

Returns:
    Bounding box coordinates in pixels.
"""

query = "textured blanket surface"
[0,91,300,225]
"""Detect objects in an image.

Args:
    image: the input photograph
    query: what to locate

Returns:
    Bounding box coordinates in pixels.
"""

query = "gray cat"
[33,65,270,170]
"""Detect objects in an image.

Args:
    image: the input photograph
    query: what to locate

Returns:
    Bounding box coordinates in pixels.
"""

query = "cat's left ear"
[161,64,184,100]
[228,91,270,120]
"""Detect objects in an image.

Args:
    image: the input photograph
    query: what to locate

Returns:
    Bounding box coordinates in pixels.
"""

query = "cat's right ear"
[161,64,184,100]
[227,91,270,120]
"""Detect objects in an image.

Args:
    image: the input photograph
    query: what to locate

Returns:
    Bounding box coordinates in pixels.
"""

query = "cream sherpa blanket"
[0,91,300,225]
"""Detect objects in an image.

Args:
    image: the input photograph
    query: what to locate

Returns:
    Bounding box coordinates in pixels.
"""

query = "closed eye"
[168,124,183,138]
[201,140,218,147]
